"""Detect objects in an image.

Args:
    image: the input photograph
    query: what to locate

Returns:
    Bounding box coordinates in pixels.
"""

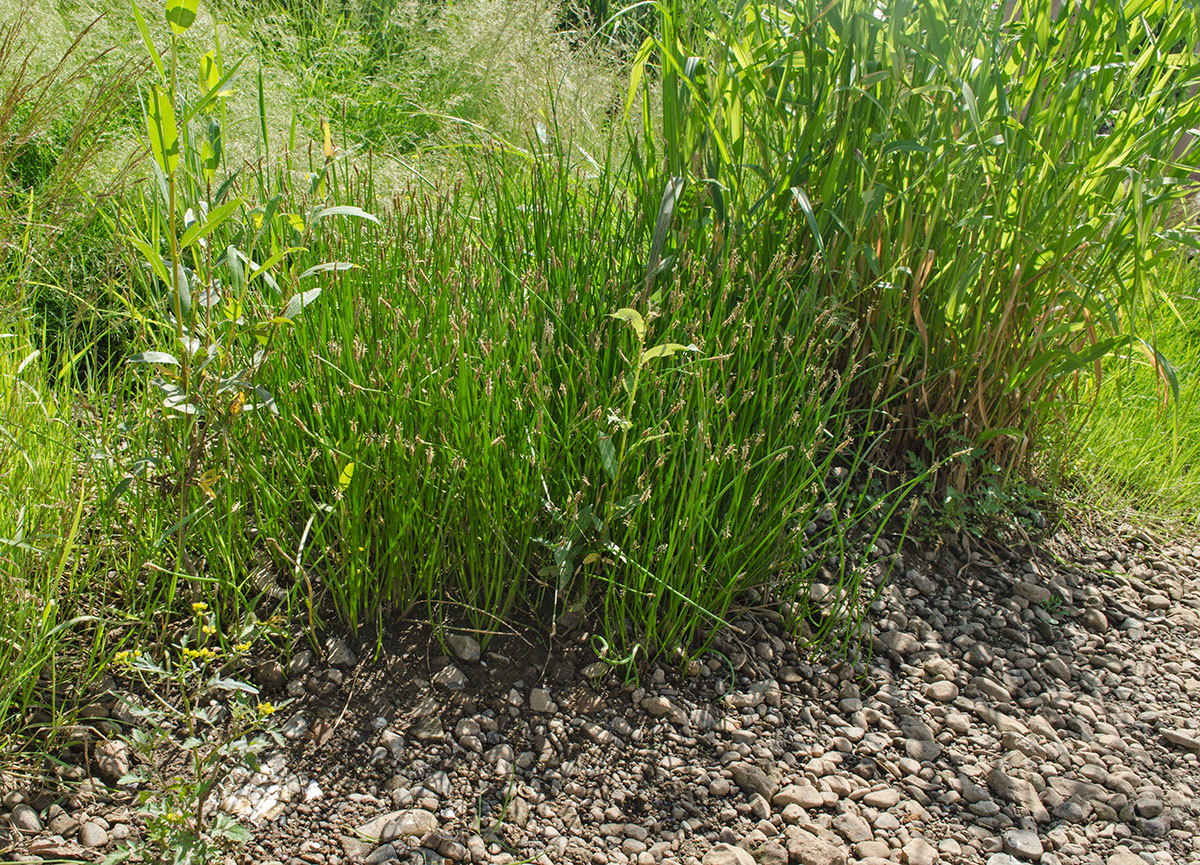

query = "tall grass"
[0,14,141,746]
[4,0,1200,745]
[102,114,895,658]
[628,0,1200,496]
[1066,256,1200,522]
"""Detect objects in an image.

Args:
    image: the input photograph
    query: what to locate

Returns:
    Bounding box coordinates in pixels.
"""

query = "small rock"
[1134,797,1163,818]
[411,716,444,741]
[47,814,78,836]
[902,838,938,865]
[287,649,314,677]
[381,728,405,760]
[1082,608,1108,633]
[731,764,777,801]
[1013,581,1051,604]
[703,843,755,865]
[832,811,873,843]
[1002,829,1043,861]
[988,767,1050,823]
[751,840,788,865]
[529,688,555,713]
[1163,729,1200,752]
[879,630,919,656]
[972,676,1012,702]
[94,740,130,783]
[433,665,467,691]
[438,838,470,861]
[906,739,943,762]
[773,783,824,810]
[10,804,41,832]
[252,660,286,690]
[326,637,357,668]
[641,696,686,726]
[423,771,452,798]
[924,682,958,703]
[784,826,847,865]
[79,822,108,848]
[1042,657,1071,681]
[863,788,900,809]
[282,712,309,740]
[1105,850,1147,865]
[446,634,481,663]
[365,843,398,864]
[965,642,994,667]
[1051,801,1086,822]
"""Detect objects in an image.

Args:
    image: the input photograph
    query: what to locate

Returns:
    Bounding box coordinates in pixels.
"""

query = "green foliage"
[4,0,1200,774]
[625,0,1200,494]
[118,0,376,588]
[100,604,283,865]
[1065,256,1200,522]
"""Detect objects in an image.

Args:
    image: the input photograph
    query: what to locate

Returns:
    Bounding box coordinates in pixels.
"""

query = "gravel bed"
[3,521,1200,865]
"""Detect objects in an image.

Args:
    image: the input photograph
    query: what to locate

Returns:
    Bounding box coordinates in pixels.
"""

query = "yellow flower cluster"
[201,624,217,636]
[182,646,219,663]
[191,602,208,614]
[257,702,276,717]
[234,641,252,653]
[112,650,143,667]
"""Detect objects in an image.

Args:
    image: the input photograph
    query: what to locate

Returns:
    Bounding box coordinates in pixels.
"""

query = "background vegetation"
[2,0,1199,763]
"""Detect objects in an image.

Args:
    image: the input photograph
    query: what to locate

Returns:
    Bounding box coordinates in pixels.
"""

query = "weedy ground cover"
[0,0,1199,786]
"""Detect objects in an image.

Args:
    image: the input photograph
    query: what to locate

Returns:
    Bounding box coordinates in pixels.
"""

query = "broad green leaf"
[283,287,322,320]
[623,36,656,124]
[200,138,216,182]
[163,394,198,414]
[181,56,246,127]
[639,342,696,365]
[247,246,305,285]
[130,0,164,82]
[166,0,199,34]
[208,676,260,694]
[179,198,242,249]
[790,186,825,260]
[598,435,617,480]
[200,51,223,94]
[146,86,179,176]
[312,205,380,224]
[610,494,642,521]
[337,461,354,491]
[176,335,201,357]
[298,261,355,279]
[645,177,684,295]
[16,349,40,376]
[200,118,223,181]
[609,308,646,340]
[128,351,179,366]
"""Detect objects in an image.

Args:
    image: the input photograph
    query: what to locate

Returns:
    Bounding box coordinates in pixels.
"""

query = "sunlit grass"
[1066,257,1200,524]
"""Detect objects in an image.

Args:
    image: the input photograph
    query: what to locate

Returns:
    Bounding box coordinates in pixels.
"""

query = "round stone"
[925,681,959,703]
[1002,829,1043,861]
